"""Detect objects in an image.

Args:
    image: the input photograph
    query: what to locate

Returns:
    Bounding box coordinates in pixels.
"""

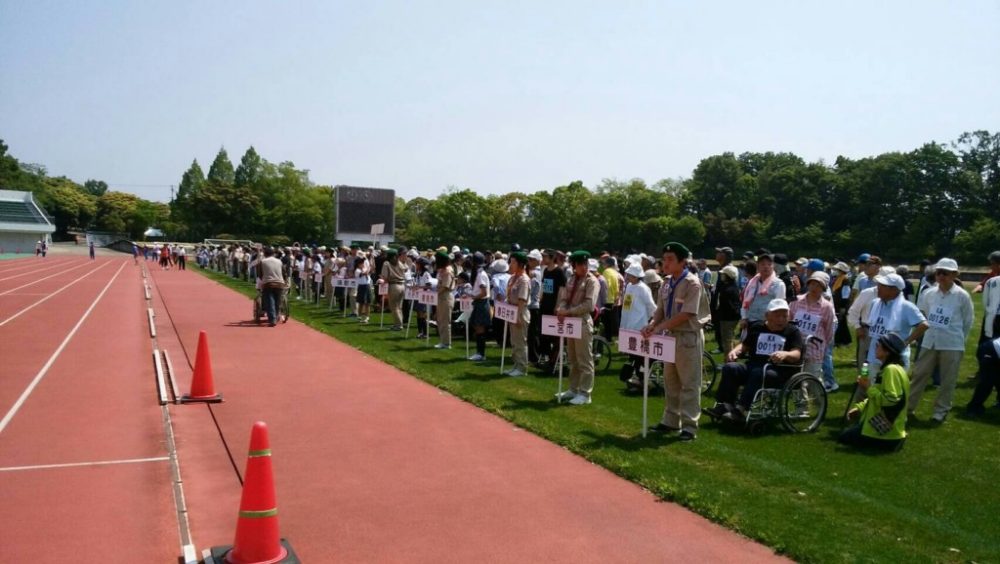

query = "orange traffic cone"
[180,330,222,403]
[210,422,299,564]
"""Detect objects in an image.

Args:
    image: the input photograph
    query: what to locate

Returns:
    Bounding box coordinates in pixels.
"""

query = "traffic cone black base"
[208,539,300,564]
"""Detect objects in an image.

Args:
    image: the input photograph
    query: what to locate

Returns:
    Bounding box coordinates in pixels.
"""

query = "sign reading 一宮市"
[541,315,582,339]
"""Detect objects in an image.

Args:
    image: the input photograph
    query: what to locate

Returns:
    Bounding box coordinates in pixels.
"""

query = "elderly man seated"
[705,298,805,421]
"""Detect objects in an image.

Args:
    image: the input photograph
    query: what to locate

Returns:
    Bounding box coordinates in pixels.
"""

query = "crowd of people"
[136,242,188,270]
[191,239,1000,450]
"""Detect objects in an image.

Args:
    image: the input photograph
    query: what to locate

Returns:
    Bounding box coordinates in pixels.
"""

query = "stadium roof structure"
[0,189,56,234]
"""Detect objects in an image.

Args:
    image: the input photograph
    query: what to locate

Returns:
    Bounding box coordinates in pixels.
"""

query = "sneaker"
[434,343,451,350]
[554,390,576,401]
[390,325,403,331]
[678,430,697,441]
[931,413,947,424]
[649,422,680,433]
[723,405,748,422]
[468,354,485,362]
[569,394,592,405]
[824,382,840,393]
[507,368,525,377]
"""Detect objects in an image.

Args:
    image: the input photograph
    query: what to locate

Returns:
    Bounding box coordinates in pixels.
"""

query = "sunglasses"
[935,270,954,277]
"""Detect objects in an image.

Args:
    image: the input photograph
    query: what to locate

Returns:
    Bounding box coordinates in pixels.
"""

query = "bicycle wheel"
[780,373,827,433]
[591,335,613,372]
[701,351,718,393]
[648,360,665,390]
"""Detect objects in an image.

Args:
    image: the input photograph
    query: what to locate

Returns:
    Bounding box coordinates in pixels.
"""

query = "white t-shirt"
[620,282,656,331]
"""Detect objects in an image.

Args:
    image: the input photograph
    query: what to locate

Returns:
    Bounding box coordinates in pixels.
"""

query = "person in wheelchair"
[705,298,804,421]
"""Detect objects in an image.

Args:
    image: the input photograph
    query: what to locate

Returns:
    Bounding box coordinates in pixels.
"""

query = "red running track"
[0,257,179,563]
[151,268,787,563]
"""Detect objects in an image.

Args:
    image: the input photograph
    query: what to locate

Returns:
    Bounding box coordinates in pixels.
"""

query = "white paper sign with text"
[541,315,583,339]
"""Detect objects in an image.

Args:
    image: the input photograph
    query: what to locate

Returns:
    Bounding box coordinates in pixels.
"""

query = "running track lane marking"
[0,261,127,435]
[0,262,111,326]
[0,260,72,282]
[0,456,170,472]
[0,260,90,296]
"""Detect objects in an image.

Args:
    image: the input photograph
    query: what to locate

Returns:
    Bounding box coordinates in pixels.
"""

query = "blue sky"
[2,1,998,202]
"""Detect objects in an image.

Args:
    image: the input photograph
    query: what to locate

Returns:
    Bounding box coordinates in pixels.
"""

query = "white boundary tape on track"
[0,262,127,435]
[0,262,112,327]
[148,307,156,337]
[162,349,180,404]
[0,260,91,296]
[0,456,170,472]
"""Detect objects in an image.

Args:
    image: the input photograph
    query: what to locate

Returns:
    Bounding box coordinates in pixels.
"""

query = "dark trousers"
[838,424,904,452]
[967,340,1000,412]
[716,362,785,408]
[602,305,620,342]
[528,308,541,363]
[262,287,282,325]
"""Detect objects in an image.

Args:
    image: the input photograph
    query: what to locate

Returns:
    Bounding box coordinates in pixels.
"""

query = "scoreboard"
[334,186,395,243]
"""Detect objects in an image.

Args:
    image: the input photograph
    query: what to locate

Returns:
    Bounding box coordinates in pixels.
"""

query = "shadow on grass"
[578,429,684,451]
[502,397,563,413]
[454,370,509,382]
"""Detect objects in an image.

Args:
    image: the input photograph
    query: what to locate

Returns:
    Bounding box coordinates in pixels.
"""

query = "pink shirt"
[789,294,835,362]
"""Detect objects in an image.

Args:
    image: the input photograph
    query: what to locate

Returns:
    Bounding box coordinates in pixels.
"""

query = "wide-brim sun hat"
[643,270,662,285]
[527,249,543,262]
[625,264,644,278]
[932,258,959,272]
[808,271,830,289]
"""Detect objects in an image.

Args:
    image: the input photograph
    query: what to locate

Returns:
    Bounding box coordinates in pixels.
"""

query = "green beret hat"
[385,248,398,257]
[435,251,450,261]
[569,250,591,264]
[510,251,528,265]
[661,242,690,260]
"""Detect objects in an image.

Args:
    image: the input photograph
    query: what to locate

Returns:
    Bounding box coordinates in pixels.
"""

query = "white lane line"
[0,262,111,326]
[0,260,72,282]
[0,262,127,435]
[0,456,170,472]
[0,260,90,296]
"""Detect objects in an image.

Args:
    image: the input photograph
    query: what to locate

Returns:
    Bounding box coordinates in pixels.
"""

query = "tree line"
[1,131,997,262]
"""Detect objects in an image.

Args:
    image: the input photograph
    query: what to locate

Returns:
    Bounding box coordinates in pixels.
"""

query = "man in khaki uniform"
[378,248,407,330]
[505,251,532,376]
[434,251,455,349]
[642,242,709,441]
[555,250,600,405]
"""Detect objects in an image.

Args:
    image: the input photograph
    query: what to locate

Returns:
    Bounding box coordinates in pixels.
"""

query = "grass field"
[198,268,1000,563]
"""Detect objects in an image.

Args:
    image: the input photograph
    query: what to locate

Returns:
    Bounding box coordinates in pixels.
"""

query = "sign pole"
[426,302,432,346]
[344,281,349,318]
[328,278,336,311]
[556,336,565,403]
[500,320,508,374]
[642,355,650,438]
[464,301,470,358]
[380,292,386,328]
[405,293,415,338]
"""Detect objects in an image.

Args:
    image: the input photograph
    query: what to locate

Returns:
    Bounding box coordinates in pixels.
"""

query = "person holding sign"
[555,250,600,405]
[378,248,406,331]
[619,263,657,390]
[503,252,532,376]
[841,332,910,451]
[708,298,804,422]
[434,252,455,349]
[907,259,974,423]
[413,257,434,339]
[966,272,1000,417]
[788,271,836,390]
[641,242,709,441]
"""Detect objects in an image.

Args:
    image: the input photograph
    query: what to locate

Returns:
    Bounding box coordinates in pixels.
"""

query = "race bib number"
[756,333,786,356]
[542,278,554,294]
[378,282,388,296]
[623,293,633,311]
[794,311,819,335]
[927,305,953,328]
[870,316,888,338]
[841,285,851,300]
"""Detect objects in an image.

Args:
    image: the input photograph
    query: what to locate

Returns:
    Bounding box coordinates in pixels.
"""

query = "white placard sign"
[405,286,419,301]
[458,297,473,312]
[647,334,676,363]
[378,282,388,296]
[495,301,519,324]
[617,328,648,355]
[419,290,437,305]
[342,278,358,289]
[541,315,583,339]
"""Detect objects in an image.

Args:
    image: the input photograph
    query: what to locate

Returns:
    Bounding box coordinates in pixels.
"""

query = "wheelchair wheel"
[591,335,613,372]
[648,361,665,390]
[779,372,827,433]
[279,292,290,323]
[701,351,718,394]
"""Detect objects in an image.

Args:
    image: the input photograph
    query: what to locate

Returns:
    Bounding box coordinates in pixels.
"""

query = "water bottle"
[859,362,870,387]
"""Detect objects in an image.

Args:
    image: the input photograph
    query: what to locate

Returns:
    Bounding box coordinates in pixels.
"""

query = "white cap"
[767,298,790,312]
[879,266,896,276]
[874,273,905,290]
[720,265,739,280]
[625,264,644,278]
[808,271,830,289]
[527,249,543,262]
[490,259,509,274]
[832,261,850,273]
[588,258,599,272]
[451,245,461,253]
[933,258,959,272]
